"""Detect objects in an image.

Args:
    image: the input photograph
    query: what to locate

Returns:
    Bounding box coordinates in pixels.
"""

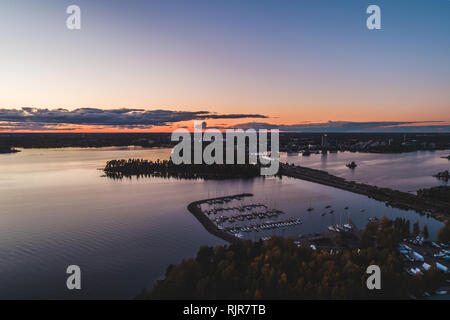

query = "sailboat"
[335,212,344,231]
[343,212,352,230]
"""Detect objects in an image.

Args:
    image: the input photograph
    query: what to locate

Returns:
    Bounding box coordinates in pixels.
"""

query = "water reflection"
[0,147,446,299]
[282,150,450,192]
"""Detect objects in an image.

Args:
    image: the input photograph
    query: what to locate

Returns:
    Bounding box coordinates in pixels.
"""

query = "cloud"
[227,121,450,132]
[0,107,267,130]
[1,108,448,132]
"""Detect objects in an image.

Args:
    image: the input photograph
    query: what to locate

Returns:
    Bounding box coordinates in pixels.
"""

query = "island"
[433,170,450,182]
[103,158,262,180]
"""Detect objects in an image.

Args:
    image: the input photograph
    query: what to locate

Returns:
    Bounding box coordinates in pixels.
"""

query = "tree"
[380,216,392,230]
[423,225,429,240]
[393,217,410,239]
[413,222,420,237]
[438,223,450,242]
[145,218,446,300]
[358,230,373,249]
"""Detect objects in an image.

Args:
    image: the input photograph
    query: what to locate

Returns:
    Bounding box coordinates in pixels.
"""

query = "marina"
[190,191,377,245]
[191,193,305,241]
[188,192,363,249]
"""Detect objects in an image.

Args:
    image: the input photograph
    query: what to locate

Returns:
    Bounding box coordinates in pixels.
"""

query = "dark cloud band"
[0,108,267,130]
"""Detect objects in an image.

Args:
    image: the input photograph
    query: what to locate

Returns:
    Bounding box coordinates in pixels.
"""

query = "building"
[321,134,329,147]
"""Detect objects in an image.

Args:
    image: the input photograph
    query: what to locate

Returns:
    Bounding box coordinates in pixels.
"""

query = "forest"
[139,217,447,299]
[104,158,262,180]
[417,186,450,204]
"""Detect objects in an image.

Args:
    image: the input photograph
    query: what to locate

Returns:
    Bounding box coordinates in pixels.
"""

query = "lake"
[0,147,446,299]
[281,150,450,193]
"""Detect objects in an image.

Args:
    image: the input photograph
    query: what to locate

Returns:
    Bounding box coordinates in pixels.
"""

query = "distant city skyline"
[0,0,449,132]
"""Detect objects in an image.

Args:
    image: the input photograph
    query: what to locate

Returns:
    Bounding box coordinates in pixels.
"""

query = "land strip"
[279,163,450,222]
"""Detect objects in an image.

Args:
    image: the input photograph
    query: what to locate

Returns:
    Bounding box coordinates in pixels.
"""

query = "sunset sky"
[0,0,449,132]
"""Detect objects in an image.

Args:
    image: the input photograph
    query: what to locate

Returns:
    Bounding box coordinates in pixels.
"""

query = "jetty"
[224,218,302,235]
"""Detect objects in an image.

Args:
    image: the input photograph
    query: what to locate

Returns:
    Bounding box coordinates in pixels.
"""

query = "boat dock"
[224,218,303,235]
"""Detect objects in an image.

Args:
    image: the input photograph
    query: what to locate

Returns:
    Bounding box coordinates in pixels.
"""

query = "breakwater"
[280,163,450,222]
[186,193,253,243]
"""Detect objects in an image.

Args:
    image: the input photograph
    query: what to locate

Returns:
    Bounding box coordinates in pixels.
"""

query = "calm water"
[0,148,446,299]
[281,150,450,193]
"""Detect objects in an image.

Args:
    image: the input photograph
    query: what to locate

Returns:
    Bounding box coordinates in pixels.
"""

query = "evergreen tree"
[423,225,429,240]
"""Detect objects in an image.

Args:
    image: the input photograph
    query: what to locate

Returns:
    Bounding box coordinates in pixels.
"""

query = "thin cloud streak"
[227,121,450,133]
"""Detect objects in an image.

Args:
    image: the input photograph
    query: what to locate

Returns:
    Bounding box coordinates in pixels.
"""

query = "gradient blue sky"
[0,0,449,131]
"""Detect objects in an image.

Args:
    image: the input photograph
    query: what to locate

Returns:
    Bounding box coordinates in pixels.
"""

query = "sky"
[0,0,449,132]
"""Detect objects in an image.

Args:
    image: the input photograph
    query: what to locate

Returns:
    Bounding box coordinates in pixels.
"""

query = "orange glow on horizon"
[1,117,449,133]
